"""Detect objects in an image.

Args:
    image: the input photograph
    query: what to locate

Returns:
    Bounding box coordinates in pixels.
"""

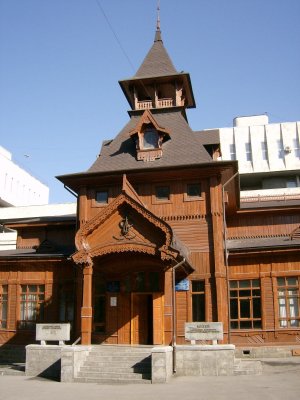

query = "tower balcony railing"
[136,98,174,110]
[157,98,173,108]
[137,100,153,110]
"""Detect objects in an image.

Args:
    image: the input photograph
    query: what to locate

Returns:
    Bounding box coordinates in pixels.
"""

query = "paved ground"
[0,359,299,400]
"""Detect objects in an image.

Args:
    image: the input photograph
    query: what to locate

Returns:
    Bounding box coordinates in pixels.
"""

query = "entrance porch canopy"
[72,175,192,270]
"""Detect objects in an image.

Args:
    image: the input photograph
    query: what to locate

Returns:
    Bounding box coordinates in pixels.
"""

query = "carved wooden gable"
[73,191,179,265]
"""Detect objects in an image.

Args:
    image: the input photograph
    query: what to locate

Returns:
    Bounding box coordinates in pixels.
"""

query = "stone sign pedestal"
[174,322,236,376]
[175,344,236,376]
[26,345,62,379]
[25,323,71,380]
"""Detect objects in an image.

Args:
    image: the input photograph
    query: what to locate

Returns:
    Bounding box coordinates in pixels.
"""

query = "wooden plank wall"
[229,254,300,345]
[0,260,74,345]
[227,213,300,238]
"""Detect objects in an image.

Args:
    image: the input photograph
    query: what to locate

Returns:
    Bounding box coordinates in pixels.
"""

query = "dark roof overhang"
[227,236,300,258]
[0,248,73,260]
[1,215,76,227]
[119,72,196,110]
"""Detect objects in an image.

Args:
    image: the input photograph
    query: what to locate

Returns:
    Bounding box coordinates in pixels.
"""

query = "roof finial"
[154,0,162,42]
[156,0,161,31]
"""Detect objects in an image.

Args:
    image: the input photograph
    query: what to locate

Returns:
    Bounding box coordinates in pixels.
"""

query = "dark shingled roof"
[88,110,212,174]
[134,29,177,78]
[194,129,220,146]
[227,236,300,251]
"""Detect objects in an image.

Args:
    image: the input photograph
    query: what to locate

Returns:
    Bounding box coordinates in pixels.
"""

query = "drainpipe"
[222,171,239,345]
[172,258,185,373]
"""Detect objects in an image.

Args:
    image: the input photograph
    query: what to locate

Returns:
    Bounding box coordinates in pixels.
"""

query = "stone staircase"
[75,345,152,384]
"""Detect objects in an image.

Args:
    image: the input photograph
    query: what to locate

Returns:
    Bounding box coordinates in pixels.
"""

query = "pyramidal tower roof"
[134,21,177,78]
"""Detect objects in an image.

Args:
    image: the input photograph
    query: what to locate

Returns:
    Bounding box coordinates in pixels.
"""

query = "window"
[261,141,268,161]
[192,280,205,322]
[277,277,300,328]
[59,284,74,323]
[155,186,170,201]
[230,280,261,329]
[20,285,45,329]
[0,285,8,329]
[229,144,236,160]
[95,190,108,204]
[187,183,201,198]
[286,179,297,188]
[245,142,252,162]
[293,138,300,158]
[143,129,159,149]
[93,281,106,333]
[277,138,285,159]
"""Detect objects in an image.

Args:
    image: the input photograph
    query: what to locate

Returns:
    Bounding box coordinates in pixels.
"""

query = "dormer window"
[129,110,171,162]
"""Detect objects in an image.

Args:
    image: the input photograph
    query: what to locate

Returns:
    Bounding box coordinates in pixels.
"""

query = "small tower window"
[143,129,159,149]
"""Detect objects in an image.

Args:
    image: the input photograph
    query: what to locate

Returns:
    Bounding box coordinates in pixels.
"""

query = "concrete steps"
[234,359,262,375]
[0,364,25,376]
[75,345,152,384]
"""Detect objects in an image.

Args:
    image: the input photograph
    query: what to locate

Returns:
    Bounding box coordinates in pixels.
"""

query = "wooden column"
[164,269,173,345]
[209,176,228,334]
[81,263,93,345]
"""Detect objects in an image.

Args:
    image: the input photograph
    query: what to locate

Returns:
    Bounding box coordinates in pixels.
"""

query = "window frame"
[0,284,8,329]
[229,279,262,330]
[19,284,45,330]
[91,188,110,208]
[152,184,172,204]
[276,276,300,329]
[184,182,203,202]
[191,280,205,322]
[142,128,159,150]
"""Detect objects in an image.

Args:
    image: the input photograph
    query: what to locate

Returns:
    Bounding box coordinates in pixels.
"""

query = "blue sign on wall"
[175,279,190,291]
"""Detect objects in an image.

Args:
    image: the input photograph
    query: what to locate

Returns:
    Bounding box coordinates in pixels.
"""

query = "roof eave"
[57,161,237,193]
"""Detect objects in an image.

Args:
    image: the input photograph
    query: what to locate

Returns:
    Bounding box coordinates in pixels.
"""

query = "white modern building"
[218,115,300,203]
[0,146,49,207]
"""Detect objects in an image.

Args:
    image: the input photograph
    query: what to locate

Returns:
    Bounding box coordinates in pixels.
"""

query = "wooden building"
[0,26,299,354]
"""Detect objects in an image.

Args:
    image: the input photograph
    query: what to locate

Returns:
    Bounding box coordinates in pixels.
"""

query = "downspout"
[222,171,239,345]
[172,258,185,374]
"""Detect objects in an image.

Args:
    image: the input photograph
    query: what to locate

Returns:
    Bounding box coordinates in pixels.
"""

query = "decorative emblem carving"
[113,216,136,241]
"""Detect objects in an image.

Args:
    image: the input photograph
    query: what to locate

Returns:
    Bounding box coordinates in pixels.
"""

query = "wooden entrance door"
[132,294,153,344]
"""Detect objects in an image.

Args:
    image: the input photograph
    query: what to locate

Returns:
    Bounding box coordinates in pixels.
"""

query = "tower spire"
[154,0,162,42]
[156,0,161,31]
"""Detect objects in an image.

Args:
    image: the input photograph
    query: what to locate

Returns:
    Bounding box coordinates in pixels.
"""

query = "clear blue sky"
[1,0,299,203]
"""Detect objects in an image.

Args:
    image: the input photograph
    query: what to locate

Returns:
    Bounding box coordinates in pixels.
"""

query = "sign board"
[36,323,70,343]
[185,322,223,342]
[110,296,117,307]
[175,279,189,291]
